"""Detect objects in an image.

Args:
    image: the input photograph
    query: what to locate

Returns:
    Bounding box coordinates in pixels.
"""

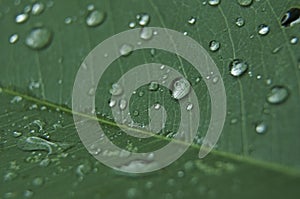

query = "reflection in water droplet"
[281,8,300,27]
[9,34,19,44]
[267,86,289,104]
[229,59,248,77]
[290,37,298,45]
[237,0,253,7]
[235,17,245,27]
[255,122,267,134]
[257,24,270,36]
[208,0,221,6]
[109,83,123,96]
[86,10,106,27]
[119,44,133,56]
[140,27,153,40]
[209,40,220,52]
[171,78,191,100]
[31,2,45,15]
[15,13,29,23]
[25,27,53,50]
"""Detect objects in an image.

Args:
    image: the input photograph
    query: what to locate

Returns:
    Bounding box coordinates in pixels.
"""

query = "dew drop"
[290,37,298,45]
[25,27,53,50]
[140,27,153,40]
[257,24,270,36]
[208,0,221,6]
[109,83,123,96]
[64,17,72,24]
[12,131,22,138]
[209,40,220,52]
[87,4,95,11]
[148,81,159,91]
[229,59,248,77]
[23,190,34,198]
[281,8,300,27]
[266,86,289,104]
[154,103,161,110]
[237,0,253,7]
[255,122,267,134]
[23,5,32,14]
[9,34,19,44]
[235,17,245,27]
[137,13,150,26]
[186,103,193,111]
[119,44,133,56]
[188,17,196,25]
[129,21,136,28]
[109,99,116,108]
[86,10,106,27]
[32,177,43,186]
[119,99,127,110]
[171,78,191,100]
[31,2,45,15]
[15,13,29,23]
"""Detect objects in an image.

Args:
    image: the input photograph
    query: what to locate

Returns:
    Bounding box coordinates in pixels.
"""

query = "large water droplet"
[281,8,300,27]
[171,78,191,100]
[257,24,270,36]
[25,27,52,50]
[266,86,289,104]
[9,34,19,44]
[229,59,248,77]
[208,0,221,6]
[140,27,153,40]
[31,2,45,15]
[235,17,245,27]
[15,13,29,23]
[119,44,133,56]
[237,0,253,7]
[209,40,220,52]
[86,10,106,27]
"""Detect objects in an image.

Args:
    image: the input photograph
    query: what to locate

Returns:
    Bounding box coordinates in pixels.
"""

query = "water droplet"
[138,91,144,97]
[119,99,127,110]
[148,81,159,91]
[208,0,221,6]
[290,37,298,45]
[23,190,34,198]
[137,13,150,26]
[267,86,289,104]
[188,17,196,25]
[256,75,262,80]
[64,17,72,24]
[209,40,220,52]
[154,103,161,110]
[237,0,253,7]
[235,17,245,27]
[23,5,32,14]
[186,103,193,111]
[127,187,138,198]
[109,99,116,108]
[3,171,18,181]
[31,2,45,15]
[86,10,106,27]
[12,131,22,138]
[119,44,133,56]
[109,83,123,96]
[88,87,95,96]
[257,24,270,36]
[266,78,272,85]
[177,170,185,178]
[25,27,53,50]
[229,59,248,77]
[255,122,267,134]
[129,21,136,28]
[32,177,43,186]
[281,8,300,27]
[87,4,95,11]
[15,13,29,23]
[171,78,191,100]
[140,27,153,40]
[183,31,188,36]
[10,96,22,103]
[9,33,19,44]
[212,76,219,83]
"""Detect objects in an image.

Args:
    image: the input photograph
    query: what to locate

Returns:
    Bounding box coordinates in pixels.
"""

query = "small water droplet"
[140,27,153,40]
[64,17,72,24]
[127,187,138,198]
[237,0,253,7]
[188,17,196,25]
[119,44,133,56]
[266,78,272,85]
[23,5,32,14]
[209,40,220,52]
[177,170,185,178]
[229,59,248,77]
[87,4,95,11]
[9,34,19,44]
[267,86,289,104]
[154,103,161,110]
[32,177,43,186]
[129,21,136,28]
[119,99,127,110]
[31,2,45,15]
[290,37,298,45]
[148,81,159,91]
[109,83,123,96]
[109,99,116,108]
[208,0,221,6]
[15,13,29,23]
[257,24,270,36]
[235,17,245,27]
[255,122,267,134]
[183,31,188,36]
[138,13,150,26]
[138,91,144,97]
[86,10,106,27]
[171,78,191,100]
[12,131,22,138]
[212,76,219,83]
[10,96,22,103]
[88,87,95,96]
[23,190,34,198]
[256,75,262,80]
[186,103,193,111]
[281,8,300,27]
[25,27,53,50]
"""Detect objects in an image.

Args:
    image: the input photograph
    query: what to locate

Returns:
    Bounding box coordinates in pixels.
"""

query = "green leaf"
[1,0,300,198]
